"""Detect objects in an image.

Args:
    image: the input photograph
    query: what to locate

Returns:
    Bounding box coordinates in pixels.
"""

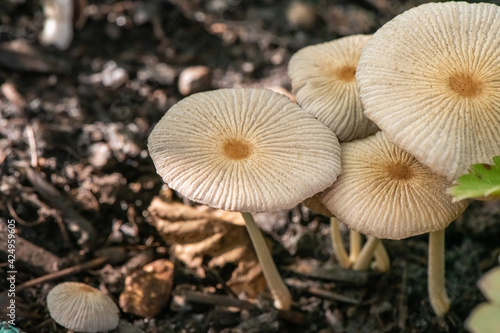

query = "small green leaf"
[478,267,500,305]
[448,156,500,202]
[465,303,500,333]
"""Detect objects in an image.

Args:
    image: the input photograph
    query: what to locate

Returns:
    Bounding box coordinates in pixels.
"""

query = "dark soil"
[0,0,499,332]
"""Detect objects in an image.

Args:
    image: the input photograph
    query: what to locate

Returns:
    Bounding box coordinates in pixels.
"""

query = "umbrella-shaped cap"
[357,2,500,181]
[148,88,342,213]
[320,131,468,240]
[47,282,120,332]
[288,34,378,142]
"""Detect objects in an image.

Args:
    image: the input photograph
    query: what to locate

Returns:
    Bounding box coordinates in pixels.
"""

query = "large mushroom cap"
[148,88,341,213]
[320,131,468,240]
[357,2,500,181]
[288,34,378,141]
[47,282,120,332]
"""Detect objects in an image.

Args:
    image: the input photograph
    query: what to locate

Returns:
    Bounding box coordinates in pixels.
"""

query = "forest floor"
[0,0,499,332]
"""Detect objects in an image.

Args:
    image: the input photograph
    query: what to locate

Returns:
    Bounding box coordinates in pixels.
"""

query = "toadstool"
[356,2,500,181]
[288,34,378,142]
[148,88,342,310]
[320,131,469,315]
[39,0,75,50]
[46,281,120,332]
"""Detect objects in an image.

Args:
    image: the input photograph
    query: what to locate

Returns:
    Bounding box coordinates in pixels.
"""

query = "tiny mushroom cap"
[47,282,120,332]
[288,34,378,142]
[320,131,469,240]
[148,88,342,213]
[356,2,500,181]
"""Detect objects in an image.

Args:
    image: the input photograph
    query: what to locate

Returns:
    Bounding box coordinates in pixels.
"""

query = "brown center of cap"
[386,162,414,180]
[223,138,253,160]
[448,73,483,98]
[336,65,357,82]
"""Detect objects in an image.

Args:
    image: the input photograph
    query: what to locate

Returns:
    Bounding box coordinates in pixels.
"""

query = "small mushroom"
[356,2,500,181]
[320,131,469,316]
[39,0,74,50]
[46,282,120,332]
[288,34,378,142]
[148,88,342,310]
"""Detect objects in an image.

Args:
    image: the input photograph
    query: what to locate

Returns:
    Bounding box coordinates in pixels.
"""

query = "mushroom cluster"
[287,0,500,317]
[147,1,499,317]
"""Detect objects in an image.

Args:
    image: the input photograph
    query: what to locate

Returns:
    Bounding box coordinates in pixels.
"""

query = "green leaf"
[448,156,500,202]
[478,267,500,305]
[465,303,500,333]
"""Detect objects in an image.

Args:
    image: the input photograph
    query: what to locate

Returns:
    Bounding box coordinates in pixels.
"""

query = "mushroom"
[320,131,469,315]
[289,35,385,270]
[303,194,389,272]
[356,2,500,182]
[288,34,378,142]
[46,282,120,332]
[148,88,342,310]
[39,0,74,50]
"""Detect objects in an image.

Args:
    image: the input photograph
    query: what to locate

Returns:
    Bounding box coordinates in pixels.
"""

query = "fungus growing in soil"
[39,0,75,50]
[289,35,384,270]
[355,1,500,316]
[46,281,120,332]
[148,88,342,310]
[356,2,500,182]
[288,34,378,142]
[320,131,469,316]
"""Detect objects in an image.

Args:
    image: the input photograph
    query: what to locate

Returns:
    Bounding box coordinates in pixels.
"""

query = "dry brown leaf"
[119,259,174,318]
[148,197,266,298]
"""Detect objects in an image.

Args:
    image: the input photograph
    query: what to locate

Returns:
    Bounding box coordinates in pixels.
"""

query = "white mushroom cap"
[320,131,468,240]
[47,282,120,332]
[288,35,378,141]
[356,2,500,181]
[148,88,342,213]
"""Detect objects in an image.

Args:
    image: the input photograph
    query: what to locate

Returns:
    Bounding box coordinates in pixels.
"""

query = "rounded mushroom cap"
[356,2,500,181]
[148,88,342,213]
[47,282,120,332]
[288,34,378,142]
[320,131,469,240]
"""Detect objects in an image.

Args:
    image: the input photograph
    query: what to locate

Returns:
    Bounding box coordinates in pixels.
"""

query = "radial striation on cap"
[357,2,500,181]
[148,88,342,213]
[320,132,468,240]
[47,282,120,332]
[288,35,378,141]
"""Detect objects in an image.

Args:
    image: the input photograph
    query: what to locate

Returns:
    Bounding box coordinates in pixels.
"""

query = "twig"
[21,166,97,252]
[25,124,38,168]
[15,257,107,292]
[0,220,64,274]
[306,286,361,305]
[180,290,258,310]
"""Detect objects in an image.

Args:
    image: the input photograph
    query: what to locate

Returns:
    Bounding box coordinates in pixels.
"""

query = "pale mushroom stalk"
[373,241,390,273]
[349,229,361,263]
[242,212,292,310]
[330,217,351,268]
[428,229,450,316]
[352,236,379,271]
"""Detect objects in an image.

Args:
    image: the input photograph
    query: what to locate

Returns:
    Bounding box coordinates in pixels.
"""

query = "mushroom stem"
[428,229,450,316]
[372,241,390,272]
[349,229,361,263]
[330,217,351,268]
[352,236,379,271]
[241,212,292,310]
